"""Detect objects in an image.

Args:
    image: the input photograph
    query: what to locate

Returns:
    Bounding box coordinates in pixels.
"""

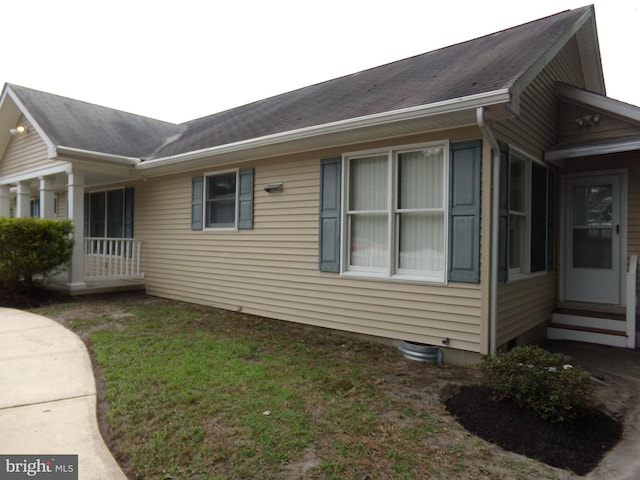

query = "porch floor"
[48,278,146,296]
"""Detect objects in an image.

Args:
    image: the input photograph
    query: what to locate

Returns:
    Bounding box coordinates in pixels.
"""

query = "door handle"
[616,224,620,235]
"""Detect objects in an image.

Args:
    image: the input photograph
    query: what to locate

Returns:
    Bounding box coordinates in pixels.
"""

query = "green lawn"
[34,294,566,480]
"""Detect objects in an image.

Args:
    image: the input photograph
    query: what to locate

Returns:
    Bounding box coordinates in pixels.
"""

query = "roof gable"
[1,84,184,159]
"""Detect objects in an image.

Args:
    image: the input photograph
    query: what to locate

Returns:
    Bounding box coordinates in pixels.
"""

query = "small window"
[205,172,237,229]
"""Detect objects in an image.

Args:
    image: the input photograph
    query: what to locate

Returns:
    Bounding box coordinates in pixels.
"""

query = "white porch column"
[39,176,56,219]
[67,172,86,288]
[16,181,31,217]
[0,186,11,217]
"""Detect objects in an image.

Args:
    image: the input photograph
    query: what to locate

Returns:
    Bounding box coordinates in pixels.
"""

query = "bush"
[0,217,74,289]
[480,345,595,423]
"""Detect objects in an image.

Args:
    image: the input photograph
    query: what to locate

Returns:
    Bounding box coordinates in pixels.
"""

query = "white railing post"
[626,255,637,349]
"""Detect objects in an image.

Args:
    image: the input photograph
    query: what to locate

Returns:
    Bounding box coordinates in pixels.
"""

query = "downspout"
[477,107,500,354]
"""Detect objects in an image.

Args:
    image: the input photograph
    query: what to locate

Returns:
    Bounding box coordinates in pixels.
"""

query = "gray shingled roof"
[8,84,184,158]
[7,6,592,161]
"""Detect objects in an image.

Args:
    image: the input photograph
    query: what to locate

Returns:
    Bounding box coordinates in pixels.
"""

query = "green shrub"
[480,345,595,423]
[0,217,74,289]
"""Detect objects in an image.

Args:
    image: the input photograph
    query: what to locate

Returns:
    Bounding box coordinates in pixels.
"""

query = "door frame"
[559,169,628,306]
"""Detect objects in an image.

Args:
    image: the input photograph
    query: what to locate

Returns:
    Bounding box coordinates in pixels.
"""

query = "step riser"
[551,313,626,332]
[547,327,628,348]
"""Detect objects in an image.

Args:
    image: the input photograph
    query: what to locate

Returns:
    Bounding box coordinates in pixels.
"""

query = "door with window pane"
[564,174,621,304]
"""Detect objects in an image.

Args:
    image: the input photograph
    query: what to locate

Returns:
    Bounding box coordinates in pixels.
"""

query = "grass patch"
[34,294,568,479]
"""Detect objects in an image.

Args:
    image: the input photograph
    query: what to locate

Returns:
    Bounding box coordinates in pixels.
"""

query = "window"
[205,171,237,229]
[191,169,254,231]
[506,150,549,277]
[84,188,133,239]
[344,144,447,282]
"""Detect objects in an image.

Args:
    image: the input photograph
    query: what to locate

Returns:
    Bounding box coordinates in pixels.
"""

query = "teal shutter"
[319,157,341,272]
[498,144,509,281]
[448,141,482,283]
[124,187,134,238]
[191,176,203,230]
[238,168,254,229]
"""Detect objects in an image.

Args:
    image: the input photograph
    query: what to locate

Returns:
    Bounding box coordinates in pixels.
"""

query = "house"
[1,5,638,363]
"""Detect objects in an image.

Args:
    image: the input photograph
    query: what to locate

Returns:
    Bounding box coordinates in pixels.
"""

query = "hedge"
[0,217,74,289]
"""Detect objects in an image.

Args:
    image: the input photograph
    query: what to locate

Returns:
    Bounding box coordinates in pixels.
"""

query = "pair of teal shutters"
[319,141,483,283]
[191,169,255,230]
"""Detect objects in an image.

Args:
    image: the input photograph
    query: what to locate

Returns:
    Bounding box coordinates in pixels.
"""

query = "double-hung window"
[205,171,237,229]
[507,150,549,277]
[344,143,448,282]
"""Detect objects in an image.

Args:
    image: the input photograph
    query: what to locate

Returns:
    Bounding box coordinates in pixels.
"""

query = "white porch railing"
[84,237,143,279]
[626,255,638,349]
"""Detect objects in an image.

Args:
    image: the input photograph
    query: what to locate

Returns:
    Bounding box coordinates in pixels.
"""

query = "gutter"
[53,146,140,166]
[477,107,500,354]
[136,89,511,172]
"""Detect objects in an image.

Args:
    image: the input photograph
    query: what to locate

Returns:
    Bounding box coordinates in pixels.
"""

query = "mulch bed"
[445,385,622,476]
[0,285,72,309]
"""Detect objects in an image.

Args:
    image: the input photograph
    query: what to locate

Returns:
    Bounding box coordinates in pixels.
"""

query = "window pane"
[107,189,124,238]
[350,214,388,268]
[398,148,443,209]
[90,192,105,237]
[349,155,388,211]
[573,229,612,268]
[509,214,524,269]
[509,157,525,212]
[398,212,444,272]
[530,163,547,272]
[206,173,236,228]
[573,185,612,226]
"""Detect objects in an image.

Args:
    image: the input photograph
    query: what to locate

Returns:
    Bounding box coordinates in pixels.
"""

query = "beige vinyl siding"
[494,37,584,158]
[0,116,54,177]
[56,192,68,219]
[137,130,484,353]
[490,39,584,346]
[497,274,556,346]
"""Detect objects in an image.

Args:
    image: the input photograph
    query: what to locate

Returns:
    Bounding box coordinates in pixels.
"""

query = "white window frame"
[203,169,239,231]
[341,141,449,283]
[508,148,548,281]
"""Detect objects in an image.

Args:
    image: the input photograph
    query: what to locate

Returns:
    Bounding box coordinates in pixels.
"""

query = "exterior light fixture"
[575,114,601,128]
[9,125,28,136]
[264,182,284,193]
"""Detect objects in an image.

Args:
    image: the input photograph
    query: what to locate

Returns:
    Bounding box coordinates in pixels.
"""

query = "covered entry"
[546,84,640,348]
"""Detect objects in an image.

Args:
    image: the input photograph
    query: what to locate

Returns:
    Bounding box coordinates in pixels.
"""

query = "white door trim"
[559,169,628,305]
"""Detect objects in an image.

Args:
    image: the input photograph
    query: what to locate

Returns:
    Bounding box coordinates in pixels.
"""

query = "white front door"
[564,174,622,304]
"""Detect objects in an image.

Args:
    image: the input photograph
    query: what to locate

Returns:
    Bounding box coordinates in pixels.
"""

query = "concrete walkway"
[0,308,127,479]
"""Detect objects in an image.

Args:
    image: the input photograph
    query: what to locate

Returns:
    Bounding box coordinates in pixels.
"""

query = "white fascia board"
[0,163,71,186]
[136,89,511,173]
[53,146,140,166]
[545,136,640,162]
